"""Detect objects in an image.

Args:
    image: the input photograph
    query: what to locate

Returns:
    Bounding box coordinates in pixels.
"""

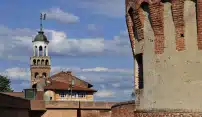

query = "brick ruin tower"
[30,13,51,88]
[126,0,202,116]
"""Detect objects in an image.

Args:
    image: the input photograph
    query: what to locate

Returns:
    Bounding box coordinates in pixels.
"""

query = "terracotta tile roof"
[1,92,25,98]
[49,71,93,88]
[44,80,97,92]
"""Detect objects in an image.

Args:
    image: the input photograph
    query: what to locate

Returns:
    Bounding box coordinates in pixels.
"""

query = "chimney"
[66,71,72,75]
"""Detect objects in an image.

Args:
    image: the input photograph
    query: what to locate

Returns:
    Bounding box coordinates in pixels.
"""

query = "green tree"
[0,75,13,92]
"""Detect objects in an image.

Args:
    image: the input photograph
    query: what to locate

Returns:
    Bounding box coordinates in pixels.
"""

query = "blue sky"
[0,0,134,102]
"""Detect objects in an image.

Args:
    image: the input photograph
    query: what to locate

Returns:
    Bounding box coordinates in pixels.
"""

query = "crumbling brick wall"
[111,101,135,117]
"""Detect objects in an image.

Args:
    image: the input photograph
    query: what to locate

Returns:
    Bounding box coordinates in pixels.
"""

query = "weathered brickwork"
[30,66,51,86]
[171,0,185,51]
[111,101,135,117]
[148,3,164,54]
[126,13,136,56]
[197,0,202,50]
[134,110,202,117]
[130,8,145,41]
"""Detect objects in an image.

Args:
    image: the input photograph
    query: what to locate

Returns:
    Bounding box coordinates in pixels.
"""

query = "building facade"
[126,0,202,112]
[27,23,97,101]
[3,16,97,102]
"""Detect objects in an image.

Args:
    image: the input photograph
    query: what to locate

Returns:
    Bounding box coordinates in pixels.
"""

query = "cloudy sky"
[0,0,134,102]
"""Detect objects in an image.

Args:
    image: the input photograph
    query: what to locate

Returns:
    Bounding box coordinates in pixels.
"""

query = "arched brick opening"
[35,72,39,78]
[135,53,143,89]
[33,59,36,65]
[42,72,47,78]
[37,59,40,65]
[41,59,44,65]
[45,60,49,65]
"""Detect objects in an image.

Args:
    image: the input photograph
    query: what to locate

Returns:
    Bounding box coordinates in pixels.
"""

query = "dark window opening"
[39,46,43,56]
[50,97,52,100]
[32,84,37,88]
[35,72,39,78]
[42,72,47,78]
[180,34,184,37]
[128,8,139,41]
[135,53,143,89]
[45,60,49,65]
[33,59,36,65]
[41,59,45,65]
[37,59,40,65]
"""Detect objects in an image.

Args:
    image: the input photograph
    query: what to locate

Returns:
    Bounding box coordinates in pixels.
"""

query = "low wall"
[45,101,116,109]
[111,100,135,117]
[133,109,202,116]
[0,93,116,117]
[0,93,30,117]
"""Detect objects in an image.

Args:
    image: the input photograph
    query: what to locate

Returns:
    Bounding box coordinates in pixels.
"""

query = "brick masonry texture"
[111,101,135,117]
[171,0,185,51]
[131,8,144,41]
[126,0,202,112]
[126,13,135,56]
[148,3,165,54]
[197,0,202,50]
[134,110,202,117]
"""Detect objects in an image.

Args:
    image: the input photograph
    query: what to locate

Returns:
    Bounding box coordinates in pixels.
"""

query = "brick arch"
[33,59,36,65]
[34,72,39,78]
[42,72,47,78]
[41,59,45,65]
[37,59,40,65]
[45,60,49,65]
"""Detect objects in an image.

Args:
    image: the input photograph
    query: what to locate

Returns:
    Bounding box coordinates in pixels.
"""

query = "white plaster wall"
[33,41,49,56]
[137,1,202,111]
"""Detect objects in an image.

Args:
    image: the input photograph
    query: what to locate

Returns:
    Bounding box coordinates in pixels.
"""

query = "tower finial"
[40,13,46,32]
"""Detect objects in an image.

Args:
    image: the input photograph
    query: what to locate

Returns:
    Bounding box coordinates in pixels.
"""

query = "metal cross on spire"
[40,13,46,32]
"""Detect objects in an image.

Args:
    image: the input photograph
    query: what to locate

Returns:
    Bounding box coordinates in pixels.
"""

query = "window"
[59,92,66,98]
[78,92,86,98]
[71,92,77,98]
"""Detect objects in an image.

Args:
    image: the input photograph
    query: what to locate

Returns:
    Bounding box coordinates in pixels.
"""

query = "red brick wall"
[126,13,135,56]
[130,8,144,41]
[0,93,30,117]
[134,110,202,116]
[197,0,202,50]
[148,3,164,54]
[80,110,111,117]
[111,101,135,117]
[171,0,185,51]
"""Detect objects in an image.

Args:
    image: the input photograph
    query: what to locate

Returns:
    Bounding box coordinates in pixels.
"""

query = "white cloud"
[87,24,97,31]
[82,67,133,74]
[77,0,125,18]
[95,90,115,98]
[0,67,30,80]
[43,8,80,24]
[0,25,131,59]
[1,66,134,101]
[112,83,120,88]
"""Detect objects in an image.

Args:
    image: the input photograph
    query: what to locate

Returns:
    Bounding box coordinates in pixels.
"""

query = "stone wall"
[0,93,117,117]
[0,93,30,117]
[134,109,202,116]
[111,101,135,117]
[126,0,202,111]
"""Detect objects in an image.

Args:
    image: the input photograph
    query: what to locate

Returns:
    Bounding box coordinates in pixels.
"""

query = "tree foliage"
[0,75,13,92]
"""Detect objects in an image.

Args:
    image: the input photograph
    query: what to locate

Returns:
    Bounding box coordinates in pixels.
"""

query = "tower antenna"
[40,13,46,32]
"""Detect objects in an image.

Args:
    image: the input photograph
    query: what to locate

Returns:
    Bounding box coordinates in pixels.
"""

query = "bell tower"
[30,13,51,87]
